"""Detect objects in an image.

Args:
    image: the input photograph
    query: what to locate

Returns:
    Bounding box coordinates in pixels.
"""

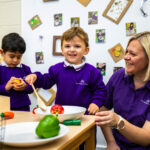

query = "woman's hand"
[95,110,119,127]
[25,74,37,85]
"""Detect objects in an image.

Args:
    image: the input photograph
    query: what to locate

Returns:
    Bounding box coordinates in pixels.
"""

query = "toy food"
[36,115,60,138]
[13,79,21,85]
[0,112,14,119]
[50,104,64,114]
[32,105,39,114]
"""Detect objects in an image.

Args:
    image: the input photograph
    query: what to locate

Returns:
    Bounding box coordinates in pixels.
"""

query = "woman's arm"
[95,110,150,146]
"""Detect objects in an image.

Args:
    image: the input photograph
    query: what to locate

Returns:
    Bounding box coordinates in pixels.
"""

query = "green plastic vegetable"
[36,115,60,138]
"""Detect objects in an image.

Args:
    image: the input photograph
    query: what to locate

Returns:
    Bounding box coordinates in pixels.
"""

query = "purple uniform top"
[0,63,33,110]
[104,68,150,149]
[34,62,106,111]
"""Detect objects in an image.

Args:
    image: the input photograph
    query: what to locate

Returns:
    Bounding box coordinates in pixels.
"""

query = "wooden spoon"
[31,84,47,111]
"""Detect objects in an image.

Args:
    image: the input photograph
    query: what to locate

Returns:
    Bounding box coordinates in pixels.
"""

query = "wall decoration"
[140,0,148,17]
[71,17,80,27]
[103,0,133,24]
[54,13,62,26]
[108,43,125,63]
[43,0,58,2]
[35,88,56,106]
[53,36,63,56]
[126,22,136,36]
[28,15,42,30]
[88,11,98,24]
[35,52,44,64]
[77,0,91,7]
[96,63,106,76]
[96,29,105,43]
[113,66,123,73]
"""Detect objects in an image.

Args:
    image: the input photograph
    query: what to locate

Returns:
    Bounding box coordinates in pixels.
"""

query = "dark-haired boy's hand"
[88,103,99,115]
[13,78,27,91]
[5,77,16,91]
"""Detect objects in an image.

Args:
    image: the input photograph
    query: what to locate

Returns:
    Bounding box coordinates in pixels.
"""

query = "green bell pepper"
[36,115,60,138]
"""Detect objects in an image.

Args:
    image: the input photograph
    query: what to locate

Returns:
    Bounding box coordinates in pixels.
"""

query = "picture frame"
[34,88,56,106]
[28,14,42,30]
[77,0,91,7]
[103,0,133,24]
[108,43,125,63]
[52,36,63,56]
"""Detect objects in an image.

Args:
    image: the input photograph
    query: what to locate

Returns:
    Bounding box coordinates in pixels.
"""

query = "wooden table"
[2,111,96,150]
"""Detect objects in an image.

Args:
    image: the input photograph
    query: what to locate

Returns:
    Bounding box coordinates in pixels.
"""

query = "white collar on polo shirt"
[0,61,22,68]
[64,56,86,71]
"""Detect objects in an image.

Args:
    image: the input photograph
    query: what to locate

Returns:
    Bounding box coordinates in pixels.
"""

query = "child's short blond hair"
[61,27,89,48]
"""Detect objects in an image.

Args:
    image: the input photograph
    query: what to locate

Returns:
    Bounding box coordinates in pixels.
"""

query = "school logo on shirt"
[141,99,150,105]
[76,80,88,85]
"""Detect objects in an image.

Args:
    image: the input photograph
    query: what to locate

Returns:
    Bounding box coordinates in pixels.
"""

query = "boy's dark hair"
[2,33,26,54]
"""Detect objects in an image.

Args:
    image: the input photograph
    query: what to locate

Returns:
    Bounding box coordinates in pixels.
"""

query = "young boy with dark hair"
[0,33,33,111]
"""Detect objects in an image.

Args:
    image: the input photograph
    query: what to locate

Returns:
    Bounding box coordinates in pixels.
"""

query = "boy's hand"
[88,103,99,115]
[13,78,27,91]
[5,77,16,91]
[25,74,37,85]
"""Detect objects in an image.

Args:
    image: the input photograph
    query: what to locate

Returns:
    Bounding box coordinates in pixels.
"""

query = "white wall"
[21,0,150,148]
[0,0,21,47]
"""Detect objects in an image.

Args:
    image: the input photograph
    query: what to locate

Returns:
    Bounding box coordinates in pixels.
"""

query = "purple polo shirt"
[0,63,33,110]
[104,68,150,149]
[34,62,106,110]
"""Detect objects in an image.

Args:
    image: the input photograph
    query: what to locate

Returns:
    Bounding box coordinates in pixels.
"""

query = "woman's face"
[124,40,148,76]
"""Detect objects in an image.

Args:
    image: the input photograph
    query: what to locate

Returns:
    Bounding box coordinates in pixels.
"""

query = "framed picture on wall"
[28,15,42,30]
[108,43,125,63]
[34,88,56,106]
[103,0,133,24]
[52,36,63,56]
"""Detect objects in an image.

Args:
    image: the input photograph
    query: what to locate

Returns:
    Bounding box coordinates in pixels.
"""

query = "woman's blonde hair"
[61,27,89,48]
[127,31,150,81]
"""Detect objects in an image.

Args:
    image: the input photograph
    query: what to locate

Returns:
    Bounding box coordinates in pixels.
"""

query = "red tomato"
[50,104,64,114]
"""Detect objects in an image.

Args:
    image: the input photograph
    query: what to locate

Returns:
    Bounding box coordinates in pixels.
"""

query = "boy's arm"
[98,106,120,150]
[0,83,10,96]
[90,70,107,108]
[101,127,120,150]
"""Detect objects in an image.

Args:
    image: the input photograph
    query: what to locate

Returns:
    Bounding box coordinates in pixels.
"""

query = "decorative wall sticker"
[71,17,80,27]
[28,15,42,30]
[113,66,123,73]
[126,22,136,36]
[54,13,62,26]
[77,0,91,7]
[96,63,106,76]
[108,43,125,63]
[96,29,105,43]
[103,0,133,24]
[35,52,44,64]
[88,11,98,24]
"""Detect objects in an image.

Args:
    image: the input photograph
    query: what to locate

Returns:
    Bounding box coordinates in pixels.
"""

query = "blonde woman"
[95,32,150,150]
